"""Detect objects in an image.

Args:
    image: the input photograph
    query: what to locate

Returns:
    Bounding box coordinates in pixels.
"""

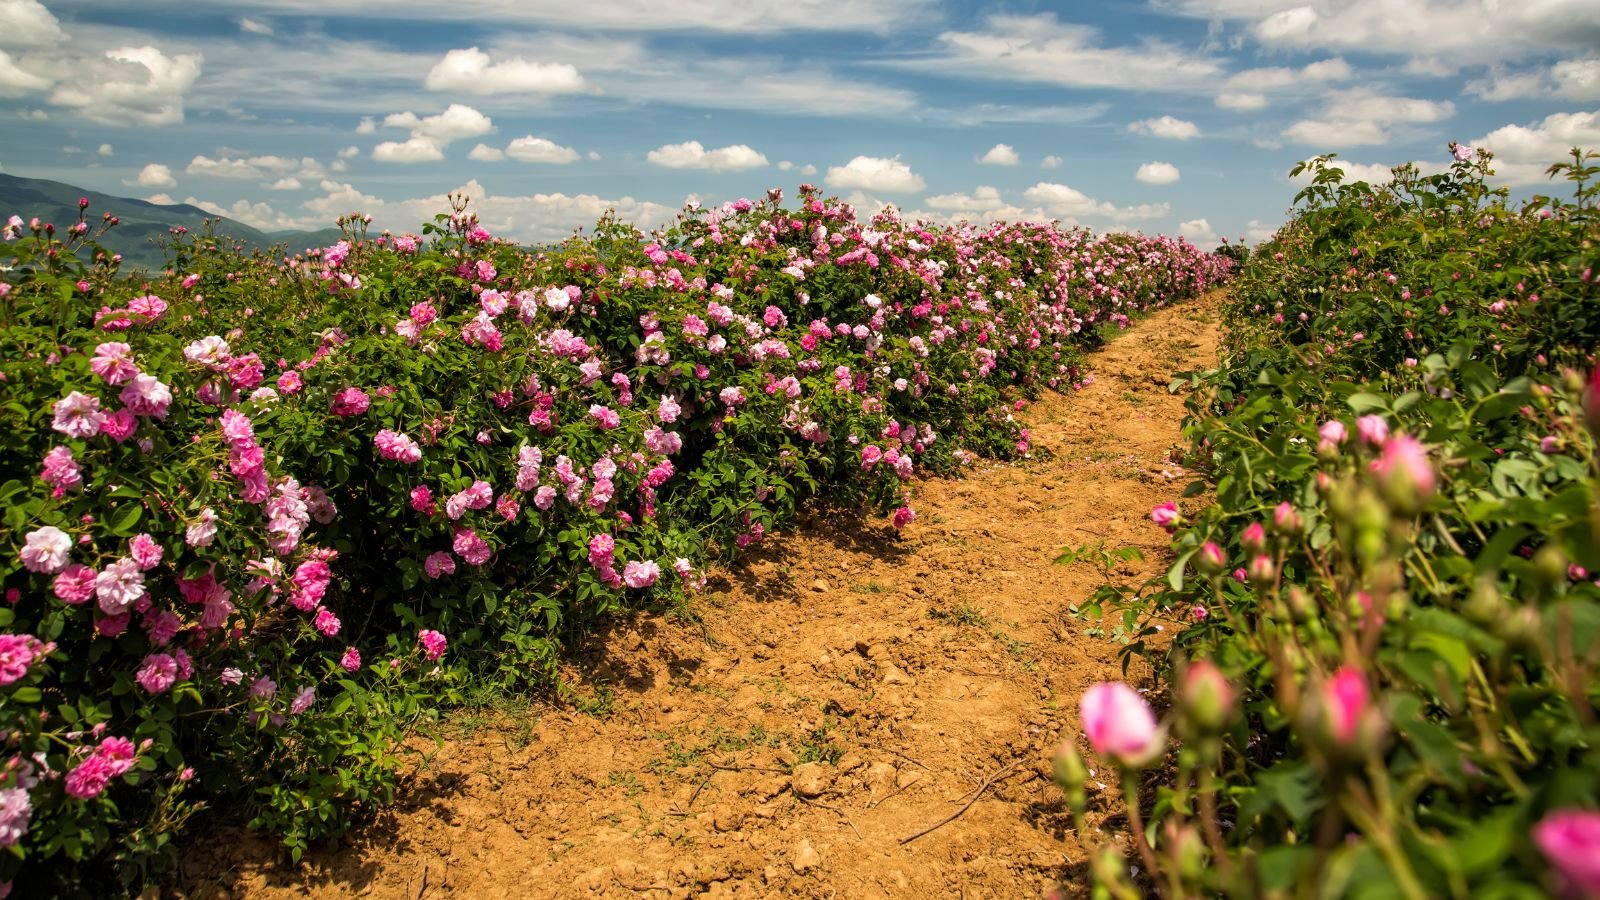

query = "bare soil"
[179,291,1224,899]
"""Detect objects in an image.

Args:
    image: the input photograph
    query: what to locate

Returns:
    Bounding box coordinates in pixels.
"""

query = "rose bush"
[1055,148,1600,898]
[0,187,1228,892]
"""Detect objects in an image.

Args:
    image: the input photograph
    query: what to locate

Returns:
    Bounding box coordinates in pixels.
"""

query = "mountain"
[0,173,344,273]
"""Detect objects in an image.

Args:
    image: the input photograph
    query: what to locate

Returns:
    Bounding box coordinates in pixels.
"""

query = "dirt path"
[186,291,1224,900]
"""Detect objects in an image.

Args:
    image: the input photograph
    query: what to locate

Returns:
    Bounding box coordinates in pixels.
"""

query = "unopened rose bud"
[1286,585,1316,621]
[1373,434,1436,513]
[1248,554,1277,584]
[1463,577,1504,626]
[1080,681,1164,769]
[1180,660,1235,734]
[1272,502,1303,535]
[1303,666,1386,761]
[1195,541,1227,575]
[1240,522,1268,552]
[1052,740,1088,790]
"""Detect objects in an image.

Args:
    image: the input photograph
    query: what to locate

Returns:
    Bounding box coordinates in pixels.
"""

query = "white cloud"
[777,160,793,171]
[1216,92,1266,110]
[97,143,113,156]
[586,150,600,160]
[134,163,175,187]
[356,117,377,134]
[144,192,176,205]
[1473,110,1600,185]
[186,153,326,179]
[1135,161,1181,184]
[647,140,768,171]
[799,164,817,176]
[1283,118,1389,147]
[467,143,505,162]
[0,0,65,48]
[239,17,273,35]
[1327,91,1454,125]
[1179,218,1218,246]
[1041,155,1063,169]
[383,103,494,145]
[1023,181,1169,222]
[911,13,1224,92]
[424,47,587,95]
[1129,115,1199,139]
[337,145,360,158]
[47,46,203,126]
[1283,90,1454,147]
[0,49,50,96]
[372,137,446,163]
[907,186,1032,226]
[267,176,302,190]
[505,135,580,164]
[977,143,1019,165]
[187,154,263,178]
[826,155,926,193]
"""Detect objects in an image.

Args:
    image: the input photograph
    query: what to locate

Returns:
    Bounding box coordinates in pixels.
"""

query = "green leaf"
[108,502,144,536]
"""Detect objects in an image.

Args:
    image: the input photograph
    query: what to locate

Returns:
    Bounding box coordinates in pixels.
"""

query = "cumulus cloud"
[1135,161,1181,184]
[647,140,768,171]
[97,143,113,156]
[1283,90,1455,147]
[467,143,505,162]
[1023,181,1169,222]
[336,145,360,158]
[1041,155,1063,169]
[370,104,495,163]
[825,155,926,193]
[47,46,203,126]
[372,136,446,163]
[383,104,495,145]
[505,135,581,164]
[977,143,1020,165]
[267,176,302,190]
[187,153,327,179]
[0,49,49,96]
[134,163,175,188]
[1473,109,1600,184]
[424,47,587,95]
[239,17,273,35]
[1129,116,1199,139]
[1178,218,1218,246]
[0,0,65,48]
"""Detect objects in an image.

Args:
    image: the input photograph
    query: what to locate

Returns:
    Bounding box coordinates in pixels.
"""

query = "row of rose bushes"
[0,187,1230,892]
[1057,146,1600,898]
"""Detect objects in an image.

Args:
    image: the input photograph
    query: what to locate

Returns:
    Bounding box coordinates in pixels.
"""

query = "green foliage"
[1057,145,1600,899]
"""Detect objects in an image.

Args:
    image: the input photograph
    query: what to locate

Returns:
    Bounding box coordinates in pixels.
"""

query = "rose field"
[2,145,1598,898]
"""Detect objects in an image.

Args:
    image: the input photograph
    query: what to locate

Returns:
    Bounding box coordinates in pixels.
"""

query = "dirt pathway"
[186,291,1224,899]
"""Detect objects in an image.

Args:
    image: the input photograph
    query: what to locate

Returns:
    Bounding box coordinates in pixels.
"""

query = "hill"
[0,172,343,272]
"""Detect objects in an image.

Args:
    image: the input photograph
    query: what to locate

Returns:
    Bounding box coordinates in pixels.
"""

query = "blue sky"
[0,0,1596,246]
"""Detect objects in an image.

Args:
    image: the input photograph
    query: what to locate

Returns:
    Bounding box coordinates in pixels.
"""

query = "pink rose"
[1080,682,1162,768]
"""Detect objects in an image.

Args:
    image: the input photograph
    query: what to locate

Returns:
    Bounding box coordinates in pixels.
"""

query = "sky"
[0,0,1597,248]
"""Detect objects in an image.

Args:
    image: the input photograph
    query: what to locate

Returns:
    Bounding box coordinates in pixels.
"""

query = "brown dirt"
[179,292,1224,899]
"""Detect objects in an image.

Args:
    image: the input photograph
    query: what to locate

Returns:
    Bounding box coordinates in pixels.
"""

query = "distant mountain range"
[0,173,344,272]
